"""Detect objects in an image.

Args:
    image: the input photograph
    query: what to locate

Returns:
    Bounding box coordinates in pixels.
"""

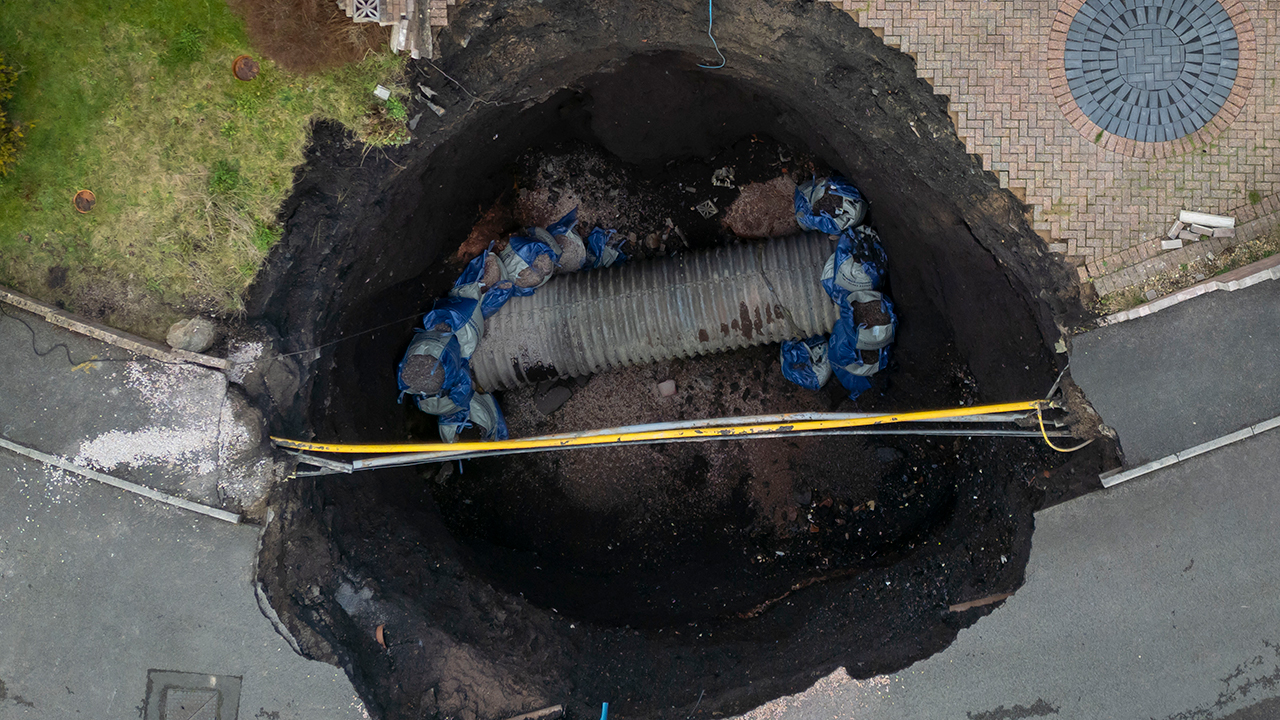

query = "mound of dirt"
[226,0,388,74]
[723,176,803,239]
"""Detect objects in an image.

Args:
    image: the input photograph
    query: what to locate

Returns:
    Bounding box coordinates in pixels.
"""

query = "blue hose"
[697,0,727,69]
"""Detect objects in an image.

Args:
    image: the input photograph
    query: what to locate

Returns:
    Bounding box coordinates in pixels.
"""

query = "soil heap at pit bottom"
[261,139,1111,720]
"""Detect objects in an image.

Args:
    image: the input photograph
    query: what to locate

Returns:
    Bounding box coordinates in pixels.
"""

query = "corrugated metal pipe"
[470,232,840,390]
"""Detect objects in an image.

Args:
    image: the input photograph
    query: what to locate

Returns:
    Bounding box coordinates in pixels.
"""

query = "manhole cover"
[144,670,241,720]
[1062,0,1238,143]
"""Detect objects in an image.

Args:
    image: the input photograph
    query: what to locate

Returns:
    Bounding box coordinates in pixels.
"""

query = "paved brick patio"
[822,0,1280,295]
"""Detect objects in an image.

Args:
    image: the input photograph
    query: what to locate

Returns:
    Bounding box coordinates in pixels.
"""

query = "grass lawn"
[0,0,406,338]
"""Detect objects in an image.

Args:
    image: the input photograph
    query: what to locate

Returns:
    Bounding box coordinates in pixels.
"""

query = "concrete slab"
[1071,277,1280,465]
[0,452,365,720]
[735,428,1280,719]
[0,305,273,510]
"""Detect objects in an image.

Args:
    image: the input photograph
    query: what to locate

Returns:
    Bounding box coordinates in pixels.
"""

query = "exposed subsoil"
[245,1,1118,718]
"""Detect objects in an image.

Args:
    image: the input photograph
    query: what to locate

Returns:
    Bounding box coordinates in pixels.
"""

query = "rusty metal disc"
[232,55,260,81]
[73,189,96,214]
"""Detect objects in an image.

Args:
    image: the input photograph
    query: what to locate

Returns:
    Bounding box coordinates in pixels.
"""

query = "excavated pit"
[246,2,1116,719]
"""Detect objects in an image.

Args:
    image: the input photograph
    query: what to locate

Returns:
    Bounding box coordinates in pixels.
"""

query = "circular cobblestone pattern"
[1064,0,1239,143]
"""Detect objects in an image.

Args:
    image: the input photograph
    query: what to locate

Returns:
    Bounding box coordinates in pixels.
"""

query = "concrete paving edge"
[1099,253,1280,326]
[0,435,242,523]
[1099,414,1280,488]
[0,284,231,371]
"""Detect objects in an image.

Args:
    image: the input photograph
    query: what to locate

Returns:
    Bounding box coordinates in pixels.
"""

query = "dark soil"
[399,354,444,396]
[245,1,1117,719]
[226,0,389,74]
[854,300,890,327]
[812,191,845,217]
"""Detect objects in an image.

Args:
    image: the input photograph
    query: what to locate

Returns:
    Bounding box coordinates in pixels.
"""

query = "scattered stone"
[1189,223,1214,235]
[1194,273,1206,281]
[1048,243,1069,254]
[1212,226,1235,238]
[1167,220,1185,238]
[1144,289,1159,301]
[1161,238,1184,250]
[1178,230,1201,241]
[374,85,391,100]
[165,317,216,353]
[657,379,677,397]
[536,386,574,415]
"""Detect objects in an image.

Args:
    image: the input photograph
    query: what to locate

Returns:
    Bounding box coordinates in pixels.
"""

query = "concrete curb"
[1099,414,1280,488]
[0,436,242,524]
[0,285,231,371]
[1100,253,1280,326]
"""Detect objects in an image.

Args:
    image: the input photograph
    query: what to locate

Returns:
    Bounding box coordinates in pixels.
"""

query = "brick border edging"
[1046,0,1256,159]
[0,285,231,371]
[1098,251,1280,325]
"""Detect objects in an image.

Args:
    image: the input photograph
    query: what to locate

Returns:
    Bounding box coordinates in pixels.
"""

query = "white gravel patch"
[72,361,223,476]
[225,340,265,385]
[74,427,218,476]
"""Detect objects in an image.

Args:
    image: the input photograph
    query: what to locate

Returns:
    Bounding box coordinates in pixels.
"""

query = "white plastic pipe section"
[469,233,840,390]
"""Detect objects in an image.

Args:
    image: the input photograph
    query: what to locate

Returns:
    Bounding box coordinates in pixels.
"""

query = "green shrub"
[251,219,282,252]
[386,96,407,121]
[164,26,206,65]
[209,159,242,195]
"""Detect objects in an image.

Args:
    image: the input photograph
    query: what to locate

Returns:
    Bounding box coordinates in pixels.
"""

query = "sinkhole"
[246,2,1114,719]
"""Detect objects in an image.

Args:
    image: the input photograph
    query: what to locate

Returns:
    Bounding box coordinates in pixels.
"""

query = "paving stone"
[818,0,1275,295]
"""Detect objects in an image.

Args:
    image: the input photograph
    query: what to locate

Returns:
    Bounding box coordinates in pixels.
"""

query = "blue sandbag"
[831,364,875,400]
[546,207,578,237]
[795,176,868,235]
[500,229,562,287]
[437,392,509,443]
[480,280,519,318]
[821,226,888,304]
[455,248,488,289]
[398,332,474,414]
[422,294,482,358]
[548,208,590,273]
[780,336,833,390]
[586,228,627,268]
[828,291,897,400]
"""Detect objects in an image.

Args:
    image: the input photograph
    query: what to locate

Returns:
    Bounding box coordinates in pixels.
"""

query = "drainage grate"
[144,670,242,720]
[1063,0,1239,143]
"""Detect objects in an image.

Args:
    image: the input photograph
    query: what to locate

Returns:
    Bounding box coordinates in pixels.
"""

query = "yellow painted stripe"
[271,400,1044,455]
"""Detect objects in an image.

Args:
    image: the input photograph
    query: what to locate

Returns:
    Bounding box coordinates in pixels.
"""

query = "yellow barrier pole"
[272,400,1045,456]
